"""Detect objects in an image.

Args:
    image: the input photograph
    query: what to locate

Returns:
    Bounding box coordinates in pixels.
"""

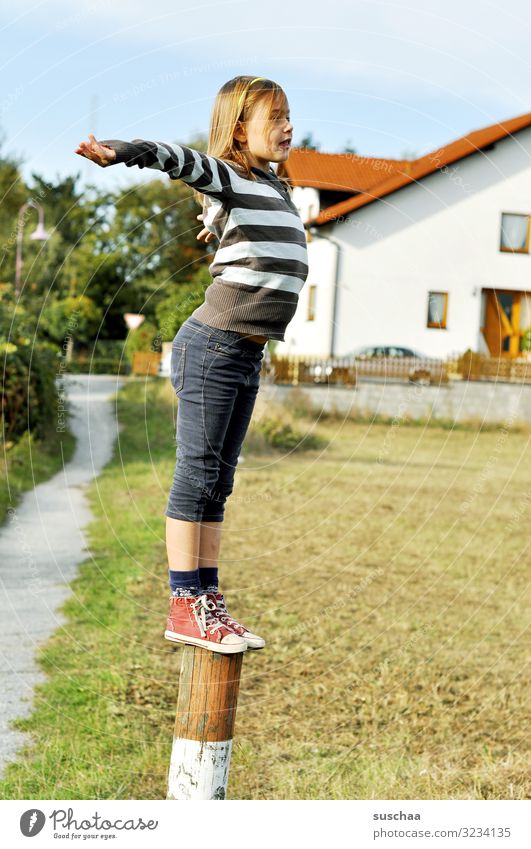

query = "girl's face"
[236,96,293,171]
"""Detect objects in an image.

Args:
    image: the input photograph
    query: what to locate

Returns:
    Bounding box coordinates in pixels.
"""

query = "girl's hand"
[74,133,116,167]
[196,213,216,243]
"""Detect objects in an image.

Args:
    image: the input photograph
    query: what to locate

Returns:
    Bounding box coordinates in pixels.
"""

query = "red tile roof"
[277,148,411,192]
[280,111,531,225]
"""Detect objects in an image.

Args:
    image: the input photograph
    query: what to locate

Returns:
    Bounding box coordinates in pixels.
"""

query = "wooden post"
[167,646,244,800]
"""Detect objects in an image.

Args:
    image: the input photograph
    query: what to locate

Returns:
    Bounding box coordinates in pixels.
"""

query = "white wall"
[284,126,531,357]
[280,235,337,355]
[292,186,320,224]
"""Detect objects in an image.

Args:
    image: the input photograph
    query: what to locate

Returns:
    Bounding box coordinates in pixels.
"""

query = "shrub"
[123,321,160,367]
[41,295,103,347]
[282,387,321,420]
[67,357,131,375]
[248,414,328,453]
[154,267,211,343]
[2,340,61,442]
[88,339,128,359]
[70,339,131,374]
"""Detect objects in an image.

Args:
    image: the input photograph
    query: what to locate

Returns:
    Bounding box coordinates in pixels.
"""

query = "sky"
[1,0,531,193]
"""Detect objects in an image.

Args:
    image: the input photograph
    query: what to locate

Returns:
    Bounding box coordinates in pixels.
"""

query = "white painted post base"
[167,737,233,800]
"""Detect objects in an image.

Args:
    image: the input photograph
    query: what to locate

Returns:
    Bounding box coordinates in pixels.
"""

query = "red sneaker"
[164,592,247,654]
[206,592,266,650]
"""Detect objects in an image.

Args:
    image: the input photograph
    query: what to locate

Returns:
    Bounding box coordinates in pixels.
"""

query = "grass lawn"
[1,426,76,526]
[0,377,529,800]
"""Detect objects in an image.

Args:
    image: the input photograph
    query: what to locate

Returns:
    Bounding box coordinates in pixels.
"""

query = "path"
[0,374,125,778]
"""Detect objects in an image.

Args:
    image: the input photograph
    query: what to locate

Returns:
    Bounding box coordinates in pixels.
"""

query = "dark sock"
[168,568,201,597]
[199,565,219,592]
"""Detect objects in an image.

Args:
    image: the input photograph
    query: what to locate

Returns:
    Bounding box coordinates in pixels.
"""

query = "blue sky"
[2,0,530,193]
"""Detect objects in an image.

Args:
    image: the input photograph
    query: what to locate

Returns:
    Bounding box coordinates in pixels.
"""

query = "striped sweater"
[99,138,309,340]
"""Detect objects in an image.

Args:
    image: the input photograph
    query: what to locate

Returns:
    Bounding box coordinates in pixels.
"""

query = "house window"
[427,292,448,329]
[307,285,317,321]
[500,212,530,253]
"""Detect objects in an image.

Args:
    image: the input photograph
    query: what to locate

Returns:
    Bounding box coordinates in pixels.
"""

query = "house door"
[481,290,523,357]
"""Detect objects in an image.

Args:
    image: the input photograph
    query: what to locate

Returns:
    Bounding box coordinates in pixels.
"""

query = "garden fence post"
[167,645,244,800]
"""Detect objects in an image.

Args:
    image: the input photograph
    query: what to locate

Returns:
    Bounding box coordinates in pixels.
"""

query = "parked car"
[347,345,425,358]
[308,345,448,385]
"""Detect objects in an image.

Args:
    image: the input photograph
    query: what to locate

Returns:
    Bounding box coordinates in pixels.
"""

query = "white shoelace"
[191,593,225,637]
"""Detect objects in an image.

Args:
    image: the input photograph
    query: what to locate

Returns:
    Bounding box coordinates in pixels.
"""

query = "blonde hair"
[192,75,292,207]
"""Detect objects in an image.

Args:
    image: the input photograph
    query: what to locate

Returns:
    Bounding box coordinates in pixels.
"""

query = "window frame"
[307,284,317,321]
[499,211,531,254]
[427,291,448,329]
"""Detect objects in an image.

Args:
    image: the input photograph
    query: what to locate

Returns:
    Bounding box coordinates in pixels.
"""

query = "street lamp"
[15,200,51,296]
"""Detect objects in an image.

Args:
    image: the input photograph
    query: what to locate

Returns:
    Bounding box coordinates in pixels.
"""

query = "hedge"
[66,357,131,375]
[2,341,62,442]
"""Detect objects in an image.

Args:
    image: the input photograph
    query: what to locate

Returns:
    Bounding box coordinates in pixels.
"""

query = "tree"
[297,132,320,150]
[28,172,87,246]
[97,157,213,332]
[341,139,357,154]
[41,295,102,352]
[124,320,161,365]
[154,264,212,343]
[1,132,215,347]
[0,128,32,285]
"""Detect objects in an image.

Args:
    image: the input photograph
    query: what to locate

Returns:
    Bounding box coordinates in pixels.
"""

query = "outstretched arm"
[75,134,235,201]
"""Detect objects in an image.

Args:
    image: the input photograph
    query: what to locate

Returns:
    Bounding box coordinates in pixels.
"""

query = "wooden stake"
[167,645,244,800]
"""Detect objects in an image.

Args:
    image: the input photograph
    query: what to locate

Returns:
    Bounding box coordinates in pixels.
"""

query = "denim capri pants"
[165,315,266,523]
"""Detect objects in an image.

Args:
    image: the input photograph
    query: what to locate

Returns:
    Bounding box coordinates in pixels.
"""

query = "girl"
[75,75,308,655]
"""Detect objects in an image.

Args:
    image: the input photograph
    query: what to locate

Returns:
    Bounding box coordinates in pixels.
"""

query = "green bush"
[67,357,131,375]
[41,295,103,346]
[88,339,128,360]
[282,386,321,420]
[251,415,328,452]
[154,268,211,343]
[123,321,160,366]
[62,339,131,374]
[1,340,62,442]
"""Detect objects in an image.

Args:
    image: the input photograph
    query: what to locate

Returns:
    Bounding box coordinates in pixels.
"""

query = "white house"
[276,112,531,359]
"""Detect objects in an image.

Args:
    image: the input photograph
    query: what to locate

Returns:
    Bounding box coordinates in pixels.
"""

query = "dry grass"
[1,377,529,800]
